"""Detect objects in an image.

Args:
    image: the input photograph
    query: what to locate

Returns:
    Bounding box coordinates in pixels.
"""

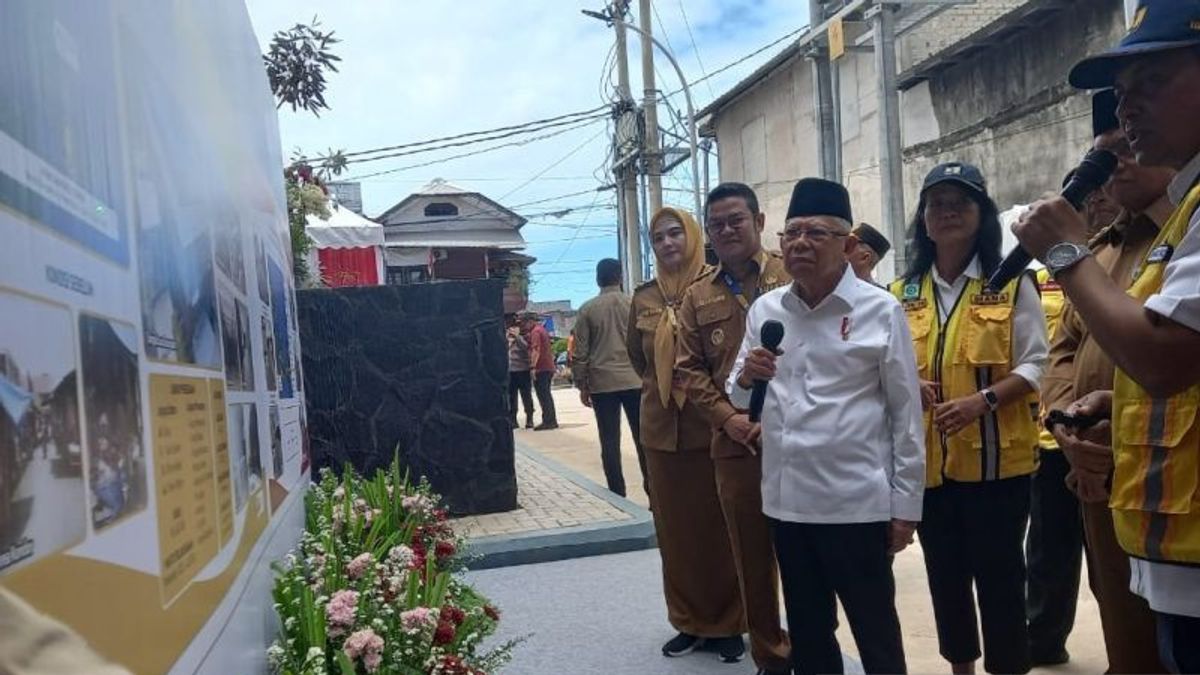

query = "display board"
[0,2,308,672]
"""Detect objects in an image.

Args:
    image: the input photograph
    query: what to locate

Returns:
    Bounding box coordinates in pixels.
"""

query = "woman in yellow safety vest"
[891,162,1049,675]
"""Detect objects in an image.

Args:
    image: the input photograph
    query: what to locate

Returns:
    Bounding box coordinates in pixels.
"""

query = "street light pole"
[583,9,703,221]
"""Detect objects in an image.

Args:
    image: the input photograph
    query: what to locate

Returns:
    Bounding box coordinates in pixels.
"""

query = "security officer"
[891,162,1048,675]
[627,207,745,661]
[677,182,791,675]
[850,222,891,286]
[1016,2,1200,670]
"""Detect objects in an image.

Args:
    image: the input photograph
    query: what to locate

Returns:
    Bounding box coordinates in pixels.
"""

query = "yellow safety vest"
[1037,268,1066,450]
[1111,180,1200,564]
[892,273,1040,487]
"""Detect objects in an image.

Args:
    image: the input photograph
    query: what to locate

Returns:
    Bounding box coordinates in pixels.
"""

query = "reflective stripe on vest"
[1037,267,1066,450]
[1112,180,1200,564]
[891,273,1040,487]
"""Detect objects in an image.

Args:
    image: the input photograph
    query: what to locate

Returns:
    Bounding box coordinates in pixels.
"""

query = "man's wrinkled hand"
[723,413,761,454]
[888,519,918,555]
[579,389,592,408]
[919,380,940,411]
[1013,196,1090,262]
[738,347,779,388]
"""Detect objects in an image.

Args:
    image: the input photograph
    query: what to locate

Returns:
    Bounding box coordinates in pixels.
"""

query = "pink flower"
[325,590,359,637]
[388,544,415,568]
[346,553,372,580]
[343,628,385,673]
[400,606,437,632]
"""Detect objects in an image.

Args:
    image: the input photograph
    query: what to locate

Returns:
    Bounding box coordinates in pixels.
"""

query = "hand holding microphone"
[990,148,1118,292]
[746,320,785,424]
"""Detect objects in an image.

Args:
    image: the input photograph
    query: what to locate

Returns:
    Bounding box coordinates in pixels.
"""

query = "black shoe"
[661,633,704,657]
[709,635,745,663]
[1031,648,1070,666]
[534,422,558,431]
[525,417,535,429]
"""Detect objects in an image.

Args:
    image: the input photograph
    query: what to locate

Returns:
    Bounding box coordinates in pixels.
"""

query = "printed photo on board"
[214,220,247,294]
[218,286,256,392]
[0,291,86,574]
[261,314,277,392]
[80,314,146,531]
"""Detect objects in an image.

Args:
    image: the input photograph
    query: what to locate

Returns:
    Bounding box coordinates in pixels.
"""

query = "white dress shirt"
[931,256,1048,390]
[728,265,926,524]
[1131,150,1200,618]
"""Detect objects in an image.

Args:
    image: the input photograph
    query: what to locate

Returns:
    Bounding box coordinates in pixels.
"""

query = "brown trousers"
[645,449,745,637]
[1081,499,1165,673]
[714,453,791,671]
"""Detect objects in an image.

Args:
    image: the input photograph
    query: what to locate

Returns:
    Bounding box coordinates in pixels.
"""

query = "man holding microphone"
[1015,2,1200,670]
[729,178,925,674]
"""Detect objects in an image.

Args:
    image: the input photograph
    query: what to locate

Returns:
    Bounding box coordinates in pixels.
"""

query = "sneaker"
[661,633,704,657]
[534,422,558,431]
[709,635,745,664]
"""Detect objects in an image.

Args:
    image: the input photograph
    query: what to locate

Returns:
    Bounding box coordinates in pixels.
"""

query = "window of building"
[386,266,430,285]
[424,202,458,217]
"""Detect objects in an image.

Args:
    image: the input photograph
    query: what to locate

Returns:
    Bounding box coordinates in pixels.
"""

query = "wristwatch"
[980,388,1000,412]
[1045,242,1091,278]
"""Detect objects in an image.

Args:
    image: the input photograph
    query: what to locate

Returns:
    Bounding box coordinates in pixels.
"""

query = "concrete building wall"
[899,0,1034,71]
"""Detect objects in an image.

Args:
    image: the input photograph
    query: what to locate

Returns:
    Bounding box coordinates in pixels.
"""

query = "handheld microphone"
[985,148,1118,292]
[749,320,785,424]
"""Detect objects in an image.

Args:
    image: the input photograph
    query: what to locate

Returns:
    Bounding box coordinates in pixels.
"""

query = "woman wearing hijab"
[627,207,746,661]
[890,163,1048,675]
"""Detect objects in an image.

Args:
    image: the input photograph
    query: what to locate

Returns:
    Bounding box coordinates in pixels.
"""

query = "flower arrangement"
[269,459,518,674]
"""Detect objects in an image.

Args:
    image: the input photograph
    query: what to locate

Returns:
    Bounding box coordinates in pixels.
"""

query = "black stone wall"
[297,280,517,515]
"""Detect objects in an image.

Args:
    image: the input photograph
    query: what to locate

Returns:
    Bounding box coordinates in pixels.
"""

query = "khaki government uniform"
[1042,204,1168,673]
[676,249,791,671]
[627,270,746,638]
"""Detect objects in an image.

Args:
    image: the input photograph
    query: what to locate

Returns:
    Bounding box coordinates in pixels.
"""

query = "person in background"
[849,222,891,286]
[677,182,792,674]
[525,312,558,430]
[574,258,646,498]
[1016,4,1200,667]
[1038,88,1173,674]
[506,314,536,430]
[891,162,1048,675]
[627,207,746,661]
[731,178,924,675]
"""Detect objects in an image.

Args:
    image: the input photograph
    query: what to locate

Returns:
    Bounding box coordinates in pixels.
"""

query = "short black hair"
[705,182,760,216]
[596,258,622,287]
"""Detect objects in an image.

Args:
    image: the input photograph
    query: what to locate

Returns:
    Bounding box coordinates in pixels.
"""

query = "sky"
[245,0,810,307]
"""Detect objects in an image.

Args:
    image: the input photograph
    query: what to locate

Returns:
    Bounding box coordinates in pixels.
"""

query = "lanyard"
[719,270,755,310]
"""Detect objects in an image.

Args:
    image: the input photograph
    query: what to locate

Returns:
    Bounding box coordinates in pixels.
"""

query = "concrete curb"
[464,443,657,570]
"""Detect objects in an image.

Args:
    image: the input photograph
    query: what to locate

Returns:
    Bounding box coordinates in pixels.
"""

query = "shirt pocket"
[904,307,934,373]
[1112,397,1200,515]
[695,301,734,359]
[958,305,1012,366]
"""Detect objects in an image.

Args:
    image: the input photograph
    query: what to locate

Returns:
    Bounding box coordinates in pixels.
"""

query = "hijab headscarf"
[650,207,705,408]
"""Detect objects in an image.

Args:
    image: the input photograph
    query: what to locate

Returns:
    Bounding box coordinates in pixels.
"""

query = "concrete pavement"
[513,388,1109,674]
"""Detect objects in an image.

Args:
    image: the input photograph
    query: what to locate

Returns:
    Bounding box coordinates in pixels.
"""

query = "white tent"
[305,204,386,285]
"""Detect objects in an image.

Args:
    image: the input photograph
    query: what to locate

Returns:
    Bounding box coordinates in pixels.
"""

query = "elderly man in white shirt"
[728,178,925,675]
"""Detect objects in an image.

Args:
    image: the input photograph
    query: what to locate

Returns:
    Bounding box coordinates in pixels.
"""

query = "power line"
[667,25,808,99]
[345,118,607,181]
[302,105,609,164]
[499,127,609,202]
[508,187,615,210]
[343,112,610,167]
[675,0,715,101]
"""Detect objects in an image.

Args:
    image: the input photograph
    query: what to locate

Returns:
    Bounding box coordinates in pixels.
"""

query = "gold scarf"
[650,207,705,408]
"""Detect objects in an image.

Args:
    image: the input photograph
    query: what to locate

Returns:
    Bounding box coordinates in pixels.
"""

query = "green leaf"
[336,650,357,675]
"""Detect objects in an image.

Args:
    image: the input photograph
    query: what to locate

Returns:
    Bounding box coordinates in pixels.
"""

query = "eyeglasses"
[706,213,750,234]
[780,226,849,244]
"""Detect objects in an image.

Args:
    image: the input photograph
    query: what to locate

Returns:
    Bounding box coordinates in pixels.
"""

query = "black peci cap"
[852,223,891,258]
[786,178,853,223]
[1069,0,1200,89]
[921,162,987,198]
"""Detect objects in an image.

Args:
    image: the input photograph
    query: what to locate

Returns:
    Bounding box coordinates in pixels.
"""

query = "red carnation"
[434,508,449,522]
[440,605,466,626]
[483,604,500,621]
[433,621,456,645]
[435,540,456,559]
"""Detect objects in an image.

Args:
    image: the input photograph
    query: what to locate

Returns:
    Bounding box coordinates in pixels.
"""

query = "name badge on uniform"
[902,298,928,311]
[698,295,726,308]
[1039,280,1061,292]
[638,308,662,318]
[971,292,1009,306]
[1147,244,1174,264]
[902,283,920,300]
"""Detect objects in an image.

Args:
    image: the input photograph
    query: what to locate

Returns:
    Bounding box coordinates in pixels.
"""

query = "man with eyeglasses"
[677,182,791,673]
[728,178,924,674]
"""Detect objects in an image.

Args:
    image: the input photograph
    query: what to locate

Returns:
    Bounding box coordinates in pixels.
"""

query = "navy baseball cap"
[921,162,987,198]
[1069,0,1200,89]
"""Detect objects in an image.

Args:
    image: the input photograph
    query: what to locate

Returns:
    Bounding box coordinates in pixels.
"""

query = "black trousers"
[771,519,906,675]
[920,476,1032,674]
[1157,610,1200,674]
[507,370,535,424]
[590,388,645,498]
[533,371,557,425]
[1025,450,1082,659]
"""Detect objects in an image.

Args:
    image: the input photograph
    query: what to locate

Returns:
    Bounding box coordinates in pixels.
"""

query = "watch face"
[1048,244,1080,269]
